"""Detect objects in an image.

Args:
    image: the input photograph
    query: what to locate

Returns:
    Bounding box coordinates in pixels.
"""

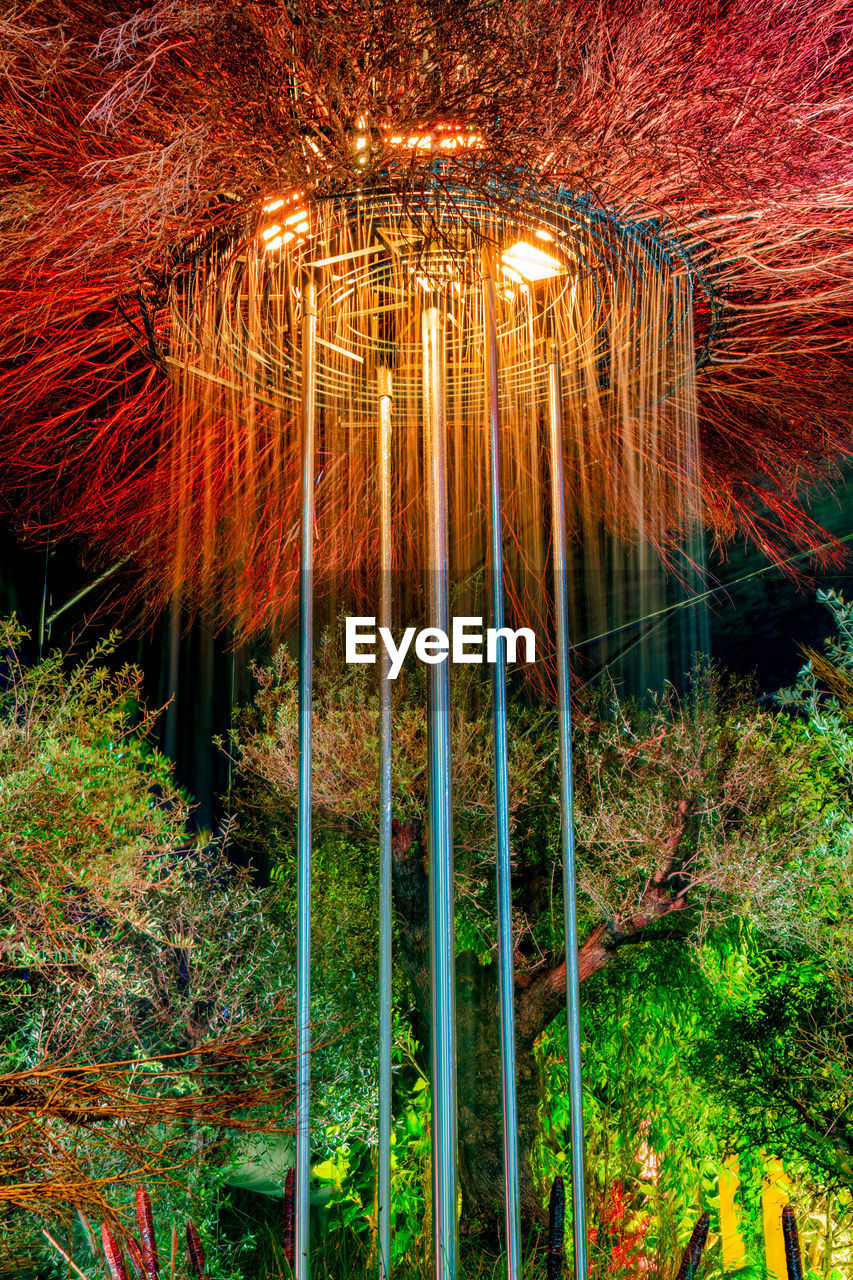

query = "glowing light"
[263,198,284,213]
[285,210,309,226]
[264,230,295,253]
[500,265,524,286]
[535,229,554,242]
[261,224,282,241]
[500,240,563,282]
[389,128,482,152]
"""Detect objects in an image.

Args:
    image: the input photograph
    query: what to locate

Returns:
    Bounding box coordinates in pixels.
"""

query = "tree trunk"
[392,821,546,1232]
[455,948,546,1231]
[391,800,694,1234]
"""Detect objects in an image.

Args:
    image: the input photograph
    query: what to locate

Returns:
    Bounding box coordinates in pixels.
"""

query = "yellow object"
[762,1158,790,1280]
[719,1156,747,1271]
[500,239,564,281]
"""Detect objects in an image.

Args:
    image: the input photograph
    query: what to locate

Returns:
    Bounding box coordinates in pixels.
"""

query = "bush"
[0,620,295,1275]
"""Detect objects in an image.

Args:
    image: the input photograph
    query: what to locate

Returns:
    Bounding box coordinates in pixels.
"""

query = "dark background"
[3,470,851,834]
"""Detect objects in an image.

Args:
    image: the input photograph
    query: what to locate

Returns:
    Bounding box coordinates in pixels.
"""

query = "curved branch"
[516,797,695,1044]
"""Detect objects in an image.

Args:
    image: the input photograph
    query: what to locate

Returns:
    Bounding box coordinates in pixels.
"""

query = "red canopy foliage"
[1,0,853,630]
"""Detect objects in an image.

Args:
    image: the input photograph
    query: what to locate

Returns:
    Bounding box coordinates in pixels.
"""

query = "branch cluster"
[1,1,853,628]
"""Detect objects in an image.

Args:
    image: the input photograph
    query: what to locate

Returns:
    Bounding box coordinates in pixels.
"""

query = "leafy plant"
[0,620,295,1274]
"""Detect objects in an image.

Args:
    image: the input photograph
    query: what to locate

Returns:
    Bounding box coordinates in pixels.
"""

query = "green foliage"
[775,589,853,962]
[238,640,830,978]
[311,1016,433,1268]
[220,609,853,1275]
[233,629,546,864]
[535,943,725,1277]
[691,930,853,1187]
[0,618,292,1062]
[0,619,294,1278]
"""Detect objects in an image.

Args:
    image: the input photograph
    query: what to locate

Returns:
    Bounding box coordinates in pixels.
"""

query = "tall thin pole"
[377,366,394,1280]
[38,538,50,659]
[296,275,317,1280]
[164,592,180,762]
[423,303,458,1280]
[547,343,587,1279]
[482,257,521,1280]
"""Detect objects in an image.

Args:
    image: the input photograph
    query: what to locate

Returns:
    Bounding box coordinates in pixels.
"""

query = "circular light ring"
[167,182,719,426]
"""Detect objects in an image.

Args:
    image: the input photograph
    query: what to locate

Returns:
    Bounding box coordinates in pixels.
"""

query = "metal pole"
[377,366,393,1280]
[423,303,458,1280]
[296,275,317,1280]
[547,343,587,1280]
[482,258,521,1280]
[38,538,49,658]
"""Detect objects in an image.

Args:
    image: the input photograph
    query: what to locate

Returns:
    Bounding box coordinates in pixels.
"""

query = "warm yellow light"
[500,264,525,286]
[535,228,553,242]
[263,198,284,213]
[264,230,295,253]
[389,131,481,151]
[261,223,282,240]
[500,240,563,282]
[285,209,308,226]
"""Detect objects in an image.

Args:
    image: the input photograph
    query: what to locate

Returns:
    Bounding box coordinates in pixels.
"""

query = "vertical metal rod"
[38,538,50,659]
[423,304,458,1280]
[164,592,180,761]
[527,299,546,601]
[377,367,394,1280]
[482,259,521,1280]
[296,276,317,1280]
[547,344,587,1280]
